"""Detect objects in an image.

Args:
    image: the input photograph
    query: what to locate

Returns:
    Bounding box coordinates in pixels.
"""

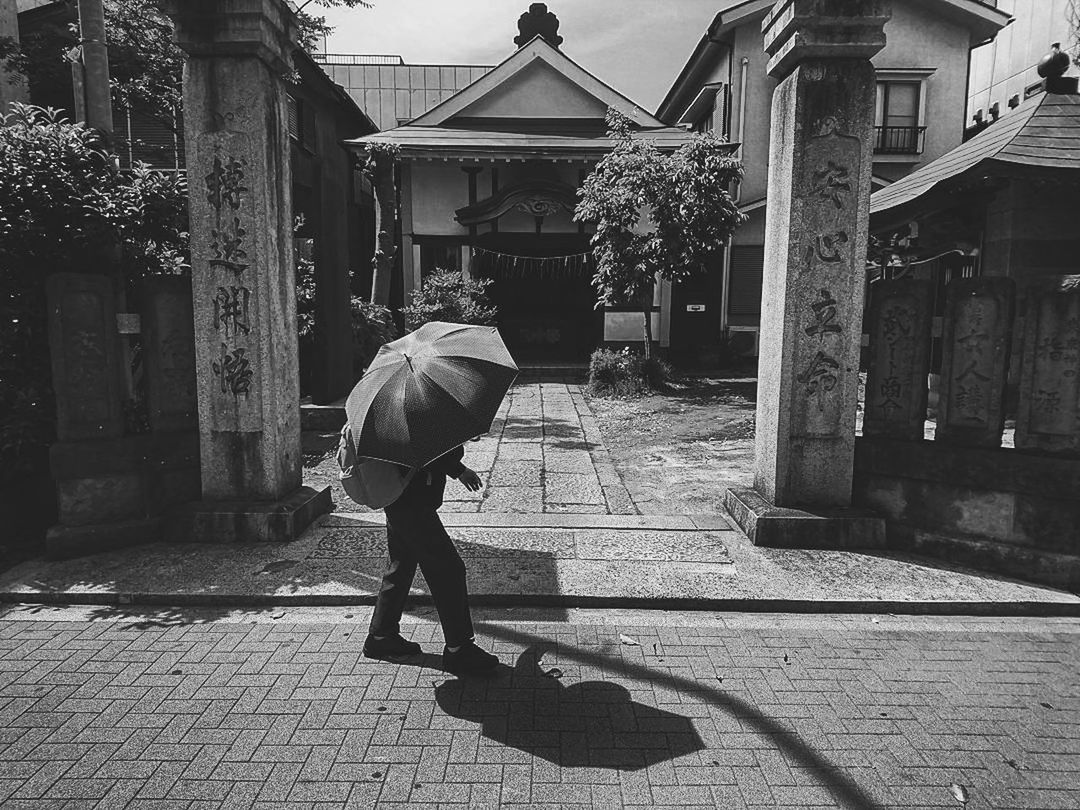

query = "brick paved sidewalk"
[2,605,1078,809]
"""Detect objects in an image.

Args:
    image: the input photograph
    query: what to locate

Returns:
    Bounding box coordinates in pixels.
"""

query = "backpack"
[336,423,417,508]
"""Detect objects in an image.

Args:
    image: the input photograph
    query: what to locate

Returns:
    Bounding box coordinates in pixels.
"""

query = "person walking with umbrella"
[344,322,518,675]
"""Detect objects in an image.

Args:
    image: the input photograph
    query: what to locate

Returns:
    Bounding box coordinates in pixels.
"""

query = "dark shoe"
[443,641,499,675]
[363,633,421,660]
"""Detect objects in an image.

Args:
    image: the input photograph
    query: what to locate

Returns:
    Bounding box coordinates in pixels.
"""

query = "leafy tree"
[0,103,188,488]
[574,109,746,360]
[364,141,398,306]
[2,0,373,134]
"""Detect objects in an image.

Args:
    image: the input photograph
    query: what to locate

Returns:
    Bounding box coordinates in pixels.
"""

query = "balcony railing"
[311,54,405,66]
[874,125,926,155]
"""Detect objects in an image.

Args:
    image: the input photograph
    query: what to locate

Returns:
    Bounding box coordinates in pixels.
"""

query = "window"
[692,99,714,134]
[418,238,463,281]
[728,245,765,321]
[286,95,317,153]
[874,81,925,154]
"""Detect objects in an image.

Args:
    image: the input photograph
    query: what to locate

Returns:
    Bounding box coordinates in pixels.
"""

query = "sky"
[317,0,723,113]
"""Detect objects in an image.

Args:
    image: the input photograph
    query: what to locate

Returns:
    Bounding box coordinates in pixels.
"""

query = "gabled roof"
[870,92,1080,223]
[656,0,1011,123]
[409,35,665,129]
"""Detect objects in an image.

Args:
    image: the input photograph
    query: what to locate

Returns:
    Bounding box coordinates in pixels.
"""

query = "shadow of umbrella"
[434,644,704,770]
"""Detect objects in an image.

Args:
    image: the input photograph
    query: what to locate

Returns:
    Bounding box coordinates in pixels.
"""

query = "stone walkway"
[1,605,1078,809]
[304,380,636,516]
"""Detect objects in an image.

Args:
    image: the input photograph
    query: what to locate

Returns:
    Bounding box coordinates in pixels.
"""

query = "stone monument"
[724,0,890,548]
[163,0,330,542]
[1016,276,1080,456]
[863,279,933,440]
[935,278,1015,448]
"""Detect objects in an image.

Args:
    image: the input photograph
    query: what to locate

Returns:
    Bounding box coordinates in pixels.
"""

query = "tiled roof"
[870,93,1080,219]
[345,126,701,159]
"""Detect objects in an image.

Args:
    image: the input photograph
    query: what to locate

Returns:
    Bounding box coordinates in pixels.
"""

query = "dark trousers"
[368,492,474,647]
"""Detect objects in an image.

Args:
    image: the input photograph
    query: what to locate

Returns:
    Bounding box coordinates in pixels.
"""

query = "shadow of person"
[434,644,704,771]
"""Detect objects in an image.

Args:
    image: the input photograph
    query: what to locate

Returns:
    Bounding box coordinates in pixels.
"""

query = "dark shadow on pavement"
[476,624,884,810]
[435,643,704,771]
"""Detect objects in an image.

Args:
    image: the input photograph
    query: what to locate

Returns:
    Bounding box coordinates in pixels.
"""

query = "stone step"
[320,511,732,532]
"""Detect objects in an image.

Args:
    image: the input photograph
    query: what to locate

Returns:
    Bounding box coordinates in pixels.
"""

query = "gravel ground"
[586,377,757,516]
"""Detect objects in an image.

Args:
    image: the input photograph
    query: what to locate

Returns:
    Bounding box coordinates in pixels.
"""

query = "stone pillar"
[1016,276,1080,456]
[164,0,329,542]
[863,279,933,440]
[724,0,890,548]
[936,277,1015,447]
[141,275,197,433]
[311,143,356,404]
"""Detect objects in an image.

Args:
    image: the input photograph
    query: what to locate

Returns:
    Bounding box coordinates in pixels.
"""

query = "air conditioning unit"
[727,325,759,357]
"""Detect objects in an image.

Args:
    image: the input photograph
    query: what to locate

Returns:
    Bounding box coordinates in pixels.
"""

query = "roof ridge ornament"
[1038,43,1079,95]
[514,3,563,50]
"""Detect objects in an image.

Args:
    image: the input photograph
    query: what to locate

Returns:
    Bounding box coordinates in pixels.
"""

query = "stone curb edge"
[2,592,1079,617]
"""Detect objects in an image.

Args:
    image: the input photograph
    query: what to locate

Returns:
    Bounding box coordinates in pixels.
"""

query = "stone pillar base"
[169,485,332,544]
[724,488,885,549]
[47,518,164,560]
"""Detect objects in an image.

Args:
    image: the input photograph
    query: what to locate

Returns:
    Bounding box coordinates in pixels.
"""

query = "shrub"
[587,348,673,397]
[0,104,188,490]
[400,267,498,331]
[351,298,399,375]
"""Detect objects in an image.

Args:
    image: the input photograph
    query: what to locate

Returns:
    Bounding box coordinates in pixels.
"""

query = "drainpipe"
[735,56,749,203]
[722,57,749,332]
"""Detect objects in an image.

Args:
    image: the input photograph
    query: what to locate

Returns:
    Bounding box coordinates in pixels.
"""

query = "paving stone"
[544,473,604,506]
[495,443,543,462]
[481,487,543,513]
[449,529,576,559]
[603,486,637,515]
[544,503,608,514]
[574,530,731,564]
[487,461,542,488]
[542,451,595,473]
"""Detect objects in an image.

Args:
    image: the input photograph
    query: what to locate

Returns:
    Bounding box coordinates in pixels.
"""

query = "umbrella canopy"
[345,321,518,468]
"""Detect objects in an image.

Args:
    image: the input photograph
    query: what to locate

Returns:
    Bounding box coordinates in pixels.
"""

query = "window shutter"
[728,246,765,316]
[287,95,300,140]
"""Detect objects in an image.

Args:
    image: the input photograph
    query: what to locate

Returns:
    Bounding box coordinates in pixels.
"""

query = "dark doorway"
[474,233,600,364]
[669,248,725,364]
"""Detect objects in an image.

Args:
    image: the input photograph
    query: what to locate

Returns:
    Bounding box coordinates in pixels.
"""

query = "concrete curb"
[3,590,1079,617]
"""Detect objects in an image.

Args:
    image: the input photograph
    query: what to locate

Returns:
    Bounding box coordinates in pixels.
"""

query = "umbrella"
[345,321,518,468]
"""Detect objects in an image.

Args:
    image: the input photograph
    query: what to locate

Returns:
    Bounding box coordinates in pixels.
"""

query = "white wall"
[409,163,470,235]
[874,2,973,168]
[968,0,1078,123]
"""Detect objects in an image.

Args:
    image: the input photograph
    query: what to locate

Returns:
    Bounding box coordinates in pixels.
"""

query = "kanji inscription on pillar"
[1017,277,1080,454]
[936,278,1014,447]
[193,130,262,429]
[791,120,862,437]
[863,280,932,439]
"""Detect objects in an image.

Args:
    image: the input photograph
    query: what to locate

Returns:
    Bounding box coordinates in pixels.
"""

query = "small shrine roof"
[870,92,1080,223]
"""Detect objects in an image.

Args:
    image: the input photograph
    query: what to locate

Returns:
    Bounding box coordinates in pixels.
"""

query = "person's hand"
[458,467,482,492]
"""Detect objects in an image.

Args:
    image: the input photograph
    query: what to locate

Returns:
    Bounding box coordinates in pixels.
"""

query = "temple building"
[347,5,698,364]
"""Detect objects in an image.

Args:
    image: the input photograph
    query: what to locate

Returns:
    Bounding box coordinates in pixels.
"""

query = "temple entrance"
[473,233,600,364]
